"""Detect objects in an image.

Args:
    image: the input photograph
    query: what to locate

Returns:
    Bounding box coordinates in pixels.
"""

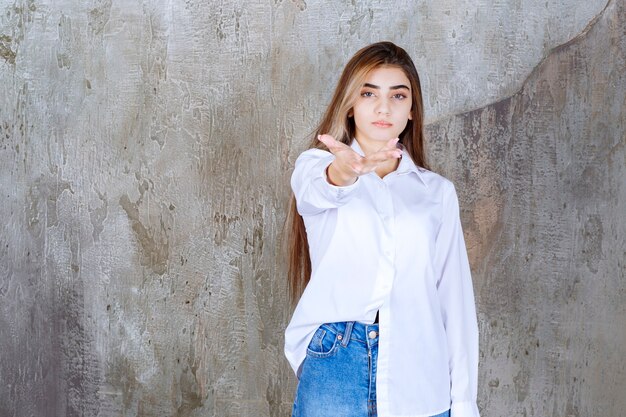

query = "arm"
[290,149,362,216]
[291,135,402,216]
[434,181,480,417]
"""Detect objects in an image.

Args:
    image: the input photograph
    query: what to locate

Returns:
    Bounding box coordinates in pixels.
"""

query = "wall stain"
[89,189,108,242]
[266,374,282,417]
[88,0,112,35]
[57,14,72,69]
[119,193,171,275]
[175,364,204,416]
[119,174,172,275]
[580,214,603,273]
[290,0,306,11]
[213,212,241,246]
[106,356,139,413]
[56,286,102,416]
[26,175,73,232]
[513,368,529,402]
[0,34,16,65]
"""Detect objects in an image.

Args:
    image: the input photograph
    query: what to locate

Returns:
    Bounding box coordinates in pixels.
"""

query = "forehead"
[363,66,411,88]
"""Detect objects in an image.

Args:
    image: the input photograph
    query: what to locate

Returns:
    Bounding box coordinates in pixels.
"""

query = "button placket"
[381,181,397,262]
[373,178,396,295]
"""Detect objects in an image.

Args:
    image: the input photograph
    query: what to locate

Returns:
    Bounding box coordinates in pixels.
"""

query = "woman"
[284,41,480,417]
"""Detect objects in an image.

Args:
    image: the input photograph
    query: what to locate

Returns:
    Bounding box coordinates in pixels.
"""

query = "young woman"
[284,42,480,417]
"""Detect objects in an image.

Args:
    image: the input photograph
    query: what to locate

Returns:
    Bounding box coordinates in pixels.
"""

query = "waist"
[318,320,380,345]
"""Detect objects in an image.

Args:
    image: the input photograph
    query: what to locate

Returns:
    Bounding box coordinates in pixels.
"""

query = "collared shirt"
[284,140,480,417]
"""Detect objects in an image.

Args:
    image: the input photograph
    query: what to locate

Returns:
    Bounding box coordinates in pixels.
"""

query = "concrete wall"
[0,0,624,416]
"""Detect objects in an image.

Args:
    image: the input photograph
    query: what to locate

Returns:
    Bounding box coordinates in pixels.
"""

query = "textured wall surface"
[0,0,624,416]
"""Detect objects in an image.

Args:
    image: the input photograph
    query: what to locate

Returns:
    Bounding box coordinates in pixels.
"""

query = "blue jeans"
[291,321,451,417]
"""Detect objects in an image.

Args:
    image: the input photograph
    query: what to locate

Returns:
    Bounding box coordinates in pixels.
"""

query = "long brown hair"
[286,41,429,306]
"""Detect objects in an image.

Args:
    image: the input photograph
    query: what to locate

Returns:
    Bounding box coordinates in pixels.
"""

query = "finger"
[361,151,400,171]
[367,147,402,164]
[318,134,350,154]
[358,151,401,174]
[317,134,339,151]
[376,137,400,152]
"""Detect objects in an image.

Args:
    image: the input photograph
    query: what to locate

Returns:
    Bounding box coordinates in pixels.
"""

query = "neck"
[354,138,379,156]
[376,158,400,178]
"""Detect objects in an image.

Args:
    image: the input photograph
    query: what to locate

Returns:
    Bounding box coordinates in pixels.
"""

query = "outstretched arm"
[291,135,401,216]
[317,135,401,186]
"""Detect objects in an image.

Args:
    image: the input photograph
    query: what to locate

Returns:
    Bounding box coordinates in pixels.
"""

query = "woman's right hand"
[317,134,402,186]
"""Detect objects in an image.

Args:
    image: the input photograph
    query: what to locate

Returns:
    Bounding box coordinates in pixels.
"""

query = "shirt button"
[368,330,378,339]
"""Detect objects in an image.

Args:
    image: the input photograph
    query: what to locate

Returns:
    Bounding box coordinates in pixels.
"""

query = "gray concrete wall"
[0,0,624,416]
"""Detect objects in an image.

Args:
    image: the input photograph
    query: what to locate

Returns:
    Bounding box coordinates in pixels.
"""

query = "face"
[350,66,413,148]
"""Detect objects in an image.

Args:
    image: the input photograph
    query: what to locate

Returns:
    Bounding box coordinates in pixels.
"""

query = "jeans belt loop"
[341,321,355,347]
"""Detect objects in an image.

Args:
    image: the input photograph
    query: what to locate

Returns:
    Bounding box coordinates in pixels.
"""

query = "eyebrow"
[363,83,410,90]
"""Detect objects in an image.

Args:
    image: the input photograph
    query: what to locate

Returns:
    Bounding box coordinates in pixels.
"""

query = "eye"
[361,91,375,97]
[392,93,408,100]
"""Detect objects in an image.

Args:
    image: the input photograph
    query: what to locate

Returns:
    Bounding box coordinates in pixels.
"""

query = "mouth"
[372,120,393,128]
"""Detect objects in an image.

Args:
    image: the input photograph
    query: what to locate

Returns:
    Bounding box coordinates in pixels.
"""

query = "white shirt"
[284,140,480,417]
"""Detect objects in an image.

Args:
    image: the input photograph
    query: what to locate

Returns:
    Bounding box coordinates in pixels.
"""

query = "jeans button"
[337,334,343,340]
[368,330,377,339]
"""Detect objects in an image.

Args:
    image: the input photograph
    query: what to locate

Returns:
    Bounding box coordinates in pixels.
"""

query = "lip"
[372,120,393,128]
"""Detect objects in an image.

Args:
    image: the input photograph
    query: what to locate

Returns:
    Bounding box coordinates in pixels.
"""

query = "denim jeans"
[291,321,451,417]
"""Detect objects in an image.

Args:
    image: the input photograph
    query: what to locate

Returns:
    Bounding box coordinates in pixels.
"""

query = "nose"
[376,97,390,115]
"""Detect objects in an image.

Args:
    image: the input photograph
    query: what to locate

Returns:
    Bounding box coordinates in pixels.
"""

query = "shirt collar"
[349,139,428,188]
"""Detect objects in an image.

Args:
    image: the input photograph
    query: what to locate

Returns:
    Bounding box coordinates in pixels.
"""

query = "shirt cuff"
[312,156,361,203]
[450,401,480,417]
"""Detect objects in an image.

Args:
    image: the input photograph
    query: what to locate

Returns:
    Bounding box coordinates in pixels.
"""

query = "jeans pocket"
[306,324,340,358]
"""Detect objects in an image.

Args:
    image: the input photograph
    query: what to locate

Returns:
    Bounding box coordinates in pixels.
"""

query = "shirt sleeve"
[434,181,480,417]
[290,149,362,216]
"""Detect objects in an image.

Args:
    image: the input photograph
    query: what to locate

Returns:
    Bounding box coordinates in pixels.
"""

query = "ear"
[408,109,413,120]
[348,108,354,118]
